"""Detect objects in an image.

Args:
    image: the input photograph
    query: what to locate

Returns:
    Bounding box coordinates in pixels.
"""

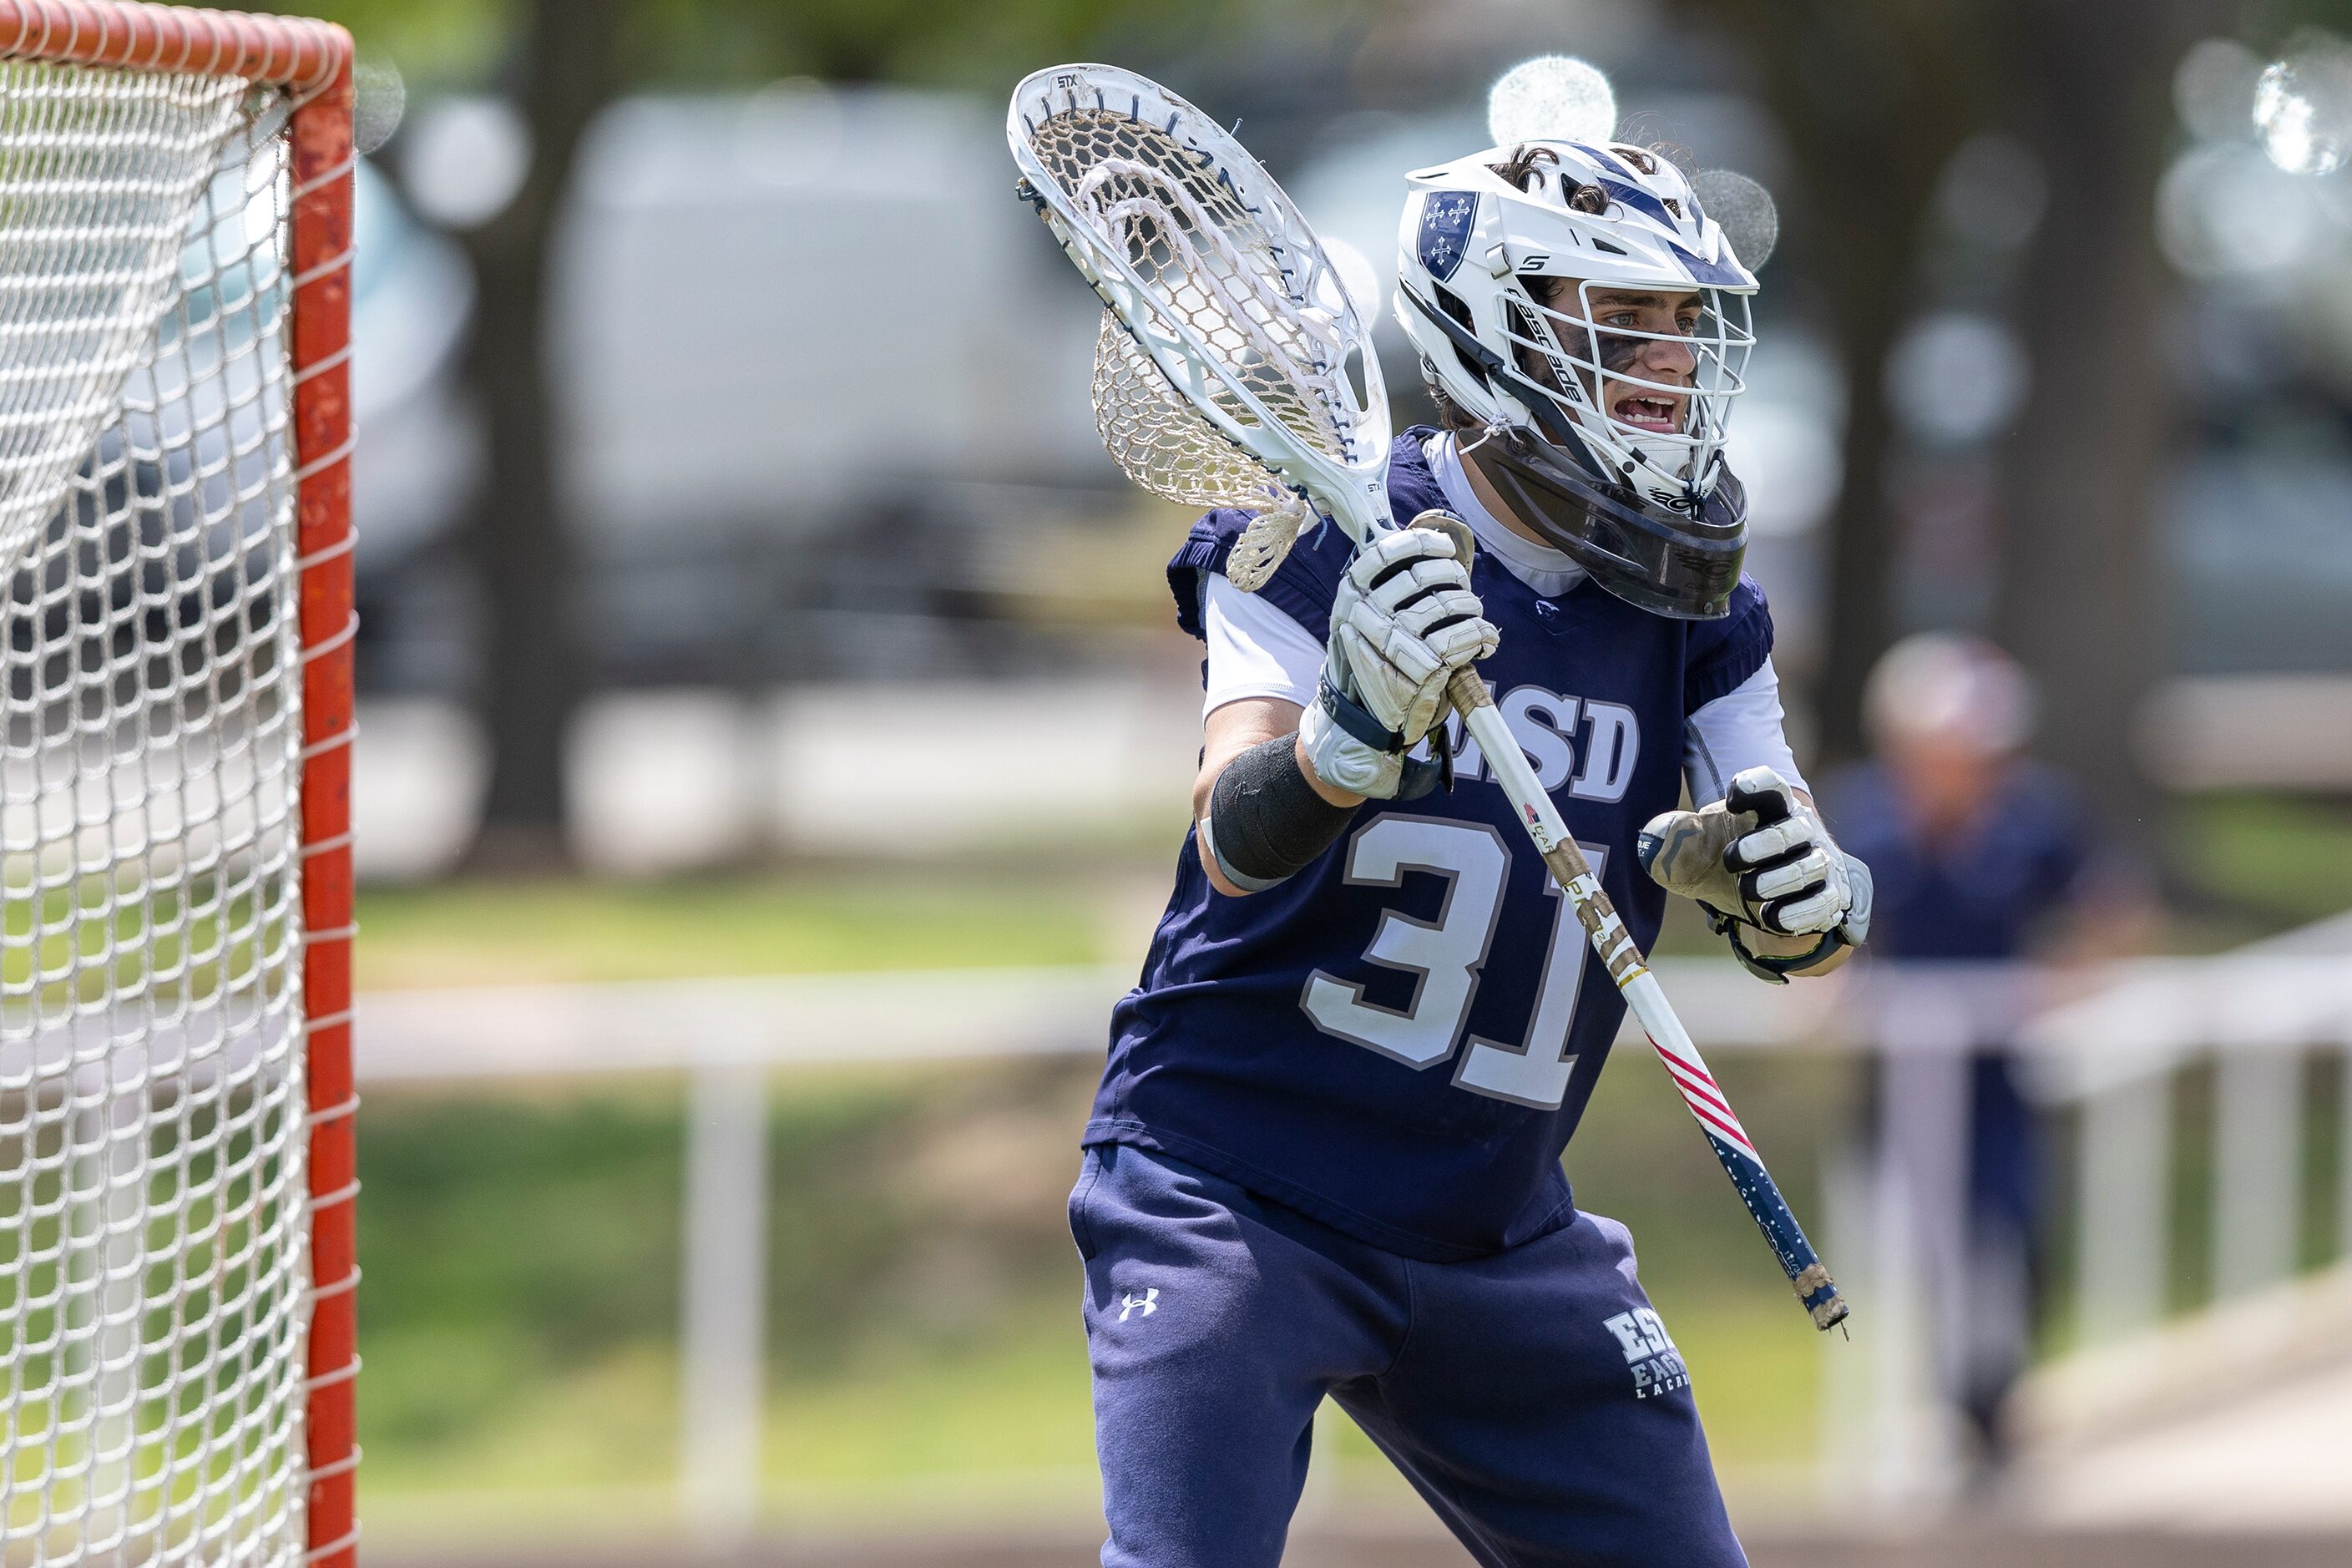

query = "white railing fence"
[352,944,2352,1535]
[1818,956,2352,1508]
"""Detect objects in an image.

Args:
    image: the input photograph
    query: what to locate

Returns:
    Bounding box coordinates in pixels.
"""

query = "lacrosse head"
[1010,63,1395,559]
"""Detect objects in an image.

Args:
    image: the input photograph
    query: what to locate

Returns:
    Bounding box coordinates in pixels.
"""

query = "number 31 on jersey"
[1301,815,1605,1110]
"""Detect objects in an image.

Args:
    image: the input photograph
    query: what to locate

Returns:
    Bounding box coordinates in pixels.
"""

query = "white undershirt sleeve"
[1684,660,1809,805]
[1201,573,1324,717]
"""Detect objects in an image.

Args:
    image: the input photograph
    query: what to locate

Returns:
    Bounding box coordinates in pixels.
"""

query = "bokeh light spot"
[1692,169,1778,271]
[1487,56,1616,148]
[2255,42,2352,175]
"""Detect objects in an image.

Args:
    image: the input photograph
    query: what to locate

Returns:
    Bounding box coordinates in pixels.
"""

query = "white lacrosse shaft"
[1439,662,1844,1329]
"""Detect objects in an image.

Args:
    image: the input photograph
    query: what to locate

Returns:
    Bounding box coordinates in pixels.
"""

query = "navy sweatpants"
[1070,1143,1746,1568]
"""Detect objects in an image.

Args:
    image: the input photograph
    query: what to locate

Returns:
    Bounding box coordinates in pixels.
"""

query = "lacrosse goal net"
[0,5,355,1564]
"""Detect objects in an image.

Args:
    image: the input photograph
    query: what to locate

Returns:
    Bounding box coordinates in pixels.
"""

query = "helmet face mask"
[1393,139,1761,618]
[1500,274,1753,503]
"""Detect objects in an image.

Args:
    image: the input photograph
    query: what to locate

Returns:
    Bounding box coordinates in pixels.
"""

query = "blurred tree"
[2258,0,2352,38]
[452,0,631,871]
[1673,1,1992,768]
[1685,0,2227,847]
[1990,0,2227,853]
[245,0,1355,870]
[252,0,629,869]
[244,0,508,88]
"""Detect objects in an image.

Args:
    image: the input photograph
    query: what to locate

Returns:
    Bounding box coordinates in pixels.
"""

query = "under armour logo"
[1118,1288,1159,1322]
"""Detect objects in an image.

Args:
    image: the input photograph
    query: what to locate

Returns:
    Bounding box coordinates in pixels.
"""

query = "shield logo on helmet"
[1418,190,1477,282]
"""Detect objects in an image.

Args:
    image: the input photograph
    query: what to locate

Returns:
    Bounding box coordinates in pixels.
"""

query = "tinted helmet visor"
[1468,429,1748,620]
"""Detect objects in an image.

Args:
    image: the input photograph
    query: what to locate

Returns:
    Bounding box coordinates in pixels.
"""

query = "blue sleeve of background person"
[2011,761,2102,909]
[1818,762,1899,862]
[1682,575,1774,714]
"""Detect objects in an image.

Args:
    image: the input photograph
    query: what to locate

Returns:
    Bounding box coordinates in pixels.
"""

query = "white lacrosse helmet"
[1393,140,1762,617]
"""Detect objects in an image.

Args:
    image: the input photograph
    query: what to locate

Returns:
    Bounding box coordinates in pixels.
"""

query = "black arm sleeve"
[1202,733,1358,892]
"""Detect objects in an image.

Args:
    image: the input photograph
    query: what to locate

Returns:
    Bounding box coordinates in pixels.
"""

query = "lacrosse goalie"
[1072,138,1871,1567]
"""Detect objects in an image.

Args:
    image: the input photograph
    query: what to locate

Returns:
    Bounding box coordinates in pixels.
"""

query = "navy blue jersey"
[1085,429,1775,1262]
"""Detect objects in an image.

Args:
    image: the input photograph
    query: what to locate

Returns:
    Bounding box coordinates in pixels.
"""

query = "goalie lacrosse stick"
[1010,63,1848,1332]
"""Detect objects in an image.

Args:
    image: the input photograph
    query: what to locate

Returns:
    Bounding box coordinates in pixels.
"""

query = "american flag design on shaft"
[1561,858,1847,1331]
[1651,1035,1756,1157]
[1635,996,1845,1328]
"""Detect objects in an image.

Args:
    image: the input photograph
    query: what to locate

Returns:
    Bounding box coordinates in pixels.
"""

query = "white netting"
[1088,311,1280,511]
[0,64,308,1568]
[1025,103,1357,508]
[0,65,252,575]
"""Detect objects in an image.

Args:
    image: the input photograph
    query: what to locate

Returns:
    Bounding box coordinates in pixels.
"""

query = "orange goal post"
[0,3,356,1565]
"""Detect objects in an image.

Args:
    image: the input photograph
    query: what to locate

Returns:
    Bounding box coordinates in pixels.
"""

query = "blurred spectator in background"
[1826,633,2148,1480]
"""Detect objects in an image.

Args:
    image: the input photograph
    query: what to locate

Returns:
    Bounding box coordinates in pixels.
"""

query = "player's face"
[1561,285,1703,435]
[1517,281,1703,433]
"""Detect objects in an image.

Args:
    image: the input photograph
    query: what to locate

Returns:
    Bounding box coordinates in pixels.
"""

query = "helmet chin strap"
[1621,434,1699,487]
[1464,431,1745,619]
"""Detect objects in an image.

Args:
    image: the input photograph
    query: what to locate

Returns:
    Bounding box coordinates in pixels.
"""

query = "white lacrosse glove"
[1637,766,1874,984]
[1297,518,1499,800]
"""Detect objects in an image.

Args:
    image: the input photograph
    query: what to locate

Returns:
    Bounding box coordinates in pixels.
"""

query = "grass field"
[353,866,1161,990]
[2172,792,2352,931]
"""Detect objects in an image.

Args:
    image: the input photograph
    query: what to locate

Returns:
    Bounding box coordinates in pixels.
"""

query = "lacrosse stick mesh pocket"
[1023,102,1358,477]
[1090,312,1284,510]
